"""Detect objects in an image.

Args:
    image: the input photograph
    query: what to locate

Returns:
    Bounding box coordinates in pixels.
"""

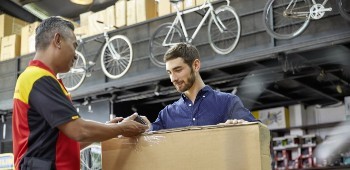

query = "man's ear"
[53,33,61,49]
[193,59,200,71]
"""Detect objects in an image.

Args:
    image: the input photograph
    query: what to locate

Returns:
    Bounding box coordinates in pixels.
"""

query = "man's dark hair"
[164,43,200,67]
[35,16,75,50]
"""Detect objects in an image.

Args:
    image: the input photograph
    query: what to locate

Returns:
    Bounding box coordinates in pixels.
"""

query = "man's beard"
[175,69,196,93]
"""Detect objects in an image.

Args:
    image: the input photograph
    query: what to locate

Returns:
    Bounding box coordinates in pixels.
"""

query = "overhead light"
[23,3,49,20]
[71,0,93,5]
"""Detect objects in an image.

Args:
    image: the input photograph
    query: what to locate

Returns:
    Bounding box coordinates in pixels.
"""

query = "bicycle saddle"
[170,0,184,4]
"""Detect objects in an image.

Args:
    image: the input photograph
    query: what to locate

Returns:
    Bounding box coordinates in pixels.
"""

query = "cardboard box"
[1,34,21,61]
[158,0,171,16]
[88,10,106,36]
[259,106,290,130]
[115,0,127,27]
[102,123,271,170]
[80,11,93,26]
[74,26,89,38]
[20,21,40,55]
[127,0,136,25]
[0,14,27,38]
[184,0,196,9]
[196,0,206,6]
[171,1,184,13]
[136,0,157,23]
[105,5,116,28]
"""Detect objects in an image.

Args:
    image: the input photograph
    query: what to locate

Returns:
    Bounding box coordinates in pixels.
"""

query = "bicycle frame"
[285,0,332,19]
[162,0,230,46]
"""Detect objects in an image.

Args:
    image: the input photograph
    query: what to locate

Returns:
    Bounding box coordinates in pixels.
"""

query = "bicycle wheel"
[263,0,311,39]
[337,0,350,21]
[58,51,86,91]
[208,5,241,55]
[149,23,185,67]
[101,35,133,79]
[80,144,102,170]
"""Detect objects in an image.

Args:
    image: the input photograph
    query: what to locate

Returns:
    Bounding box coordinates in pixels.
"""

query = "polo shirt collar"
[29,60,56,76]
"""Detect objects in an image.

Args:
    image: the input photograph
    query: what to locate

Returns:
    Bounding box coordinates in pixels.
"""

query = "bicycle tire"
[337,0,350,21]
[208,5,241,55]
[80,144,102,170]
[149,23,185,67]
[58,51,86,91]
[100,35,133,79]
[263,0,311,39]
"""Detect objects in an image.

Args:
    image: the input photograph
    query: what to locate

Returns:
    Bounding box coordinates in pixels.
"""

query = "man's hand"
[118,113,148,137]
[224,119,248,125]
[117,120,148,137]
[106,117,123,124]
[140,116,152,131]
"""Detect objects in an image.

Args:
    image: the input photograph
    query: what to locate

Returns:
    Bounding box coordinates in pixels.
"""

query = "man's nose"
[170,74,177,82]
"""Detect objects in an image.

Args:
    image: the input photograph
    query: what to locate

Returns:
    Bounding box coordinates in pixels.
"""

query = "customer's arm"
[58,113,148,142]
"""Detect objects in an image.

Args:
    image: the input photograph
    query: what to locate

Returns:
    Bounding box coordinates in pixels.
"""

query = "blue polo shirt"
[151,85,257,130]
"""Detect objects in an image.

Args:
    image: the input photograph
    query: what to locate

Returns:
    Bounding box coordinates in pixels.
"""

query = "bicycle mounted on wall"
[149,0,241,67]
[58,21,133,91]
[263,0,350,39]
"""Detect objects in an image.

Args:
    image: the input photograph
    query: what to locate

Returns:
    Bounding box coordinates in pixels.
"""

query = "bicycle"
[149,0,241,67]
[262,0,350,39]
[58,22,133,91]
[80,144,102,170]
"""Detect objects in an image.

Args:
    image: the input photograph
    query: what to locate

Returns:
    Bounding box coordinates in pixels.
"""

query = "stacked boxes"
[136,0,157,23]
[115,0,127,27]
[0,14,27,61]
[158,0,171,16]
[126,0,137,25]
[0,14,27,38]
[1,35,21,61]
[20,22,40,56]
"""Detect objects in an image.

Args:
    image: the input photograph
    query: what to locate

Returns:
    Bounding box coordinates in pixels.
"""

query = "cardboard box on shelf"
[115,0,127,27]
[105,5,116,28]
[259,106,290,130]
[80,11,93,27]
[158,0,171,16]
[171,1,184,13]
[184,0,196,9]
[88,10,106,36]
[126,0,136,25]
[74,26,89,38]
[102,123,271,170]
[20,22,40,56]
[1,34,20,61]
[0,14,27,38]
[196,0,206,5]
[196,0,217,6]
[136,0,157,23]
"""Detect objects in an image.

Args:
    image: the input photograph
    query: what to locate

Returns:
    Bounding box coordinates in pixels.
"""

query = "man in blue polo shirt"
[151,43,257,131]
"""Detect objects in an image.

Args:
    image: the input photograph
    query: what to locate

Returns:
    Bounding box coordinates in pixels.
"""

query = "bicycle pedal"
[88,61,96,66]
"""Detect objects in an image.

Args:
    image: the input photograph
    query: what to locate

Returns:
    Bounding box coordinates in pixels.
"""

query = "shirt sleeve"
[29,76,80,128]
[151,108,167,131]
[227,95,258,122]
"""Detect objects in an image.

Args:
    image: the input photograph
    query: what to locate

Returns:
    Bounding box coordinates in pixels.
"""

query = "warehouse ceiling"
[0,0,115,22]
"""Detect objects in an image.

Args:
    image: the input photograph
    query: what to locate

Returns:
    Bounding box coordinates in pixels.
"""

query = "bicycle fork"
[104,32,120,60]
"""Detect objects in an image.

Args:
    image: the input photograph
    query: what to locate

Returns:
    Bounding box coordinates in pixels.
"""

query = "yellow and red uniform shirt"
[12,60,80,170]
